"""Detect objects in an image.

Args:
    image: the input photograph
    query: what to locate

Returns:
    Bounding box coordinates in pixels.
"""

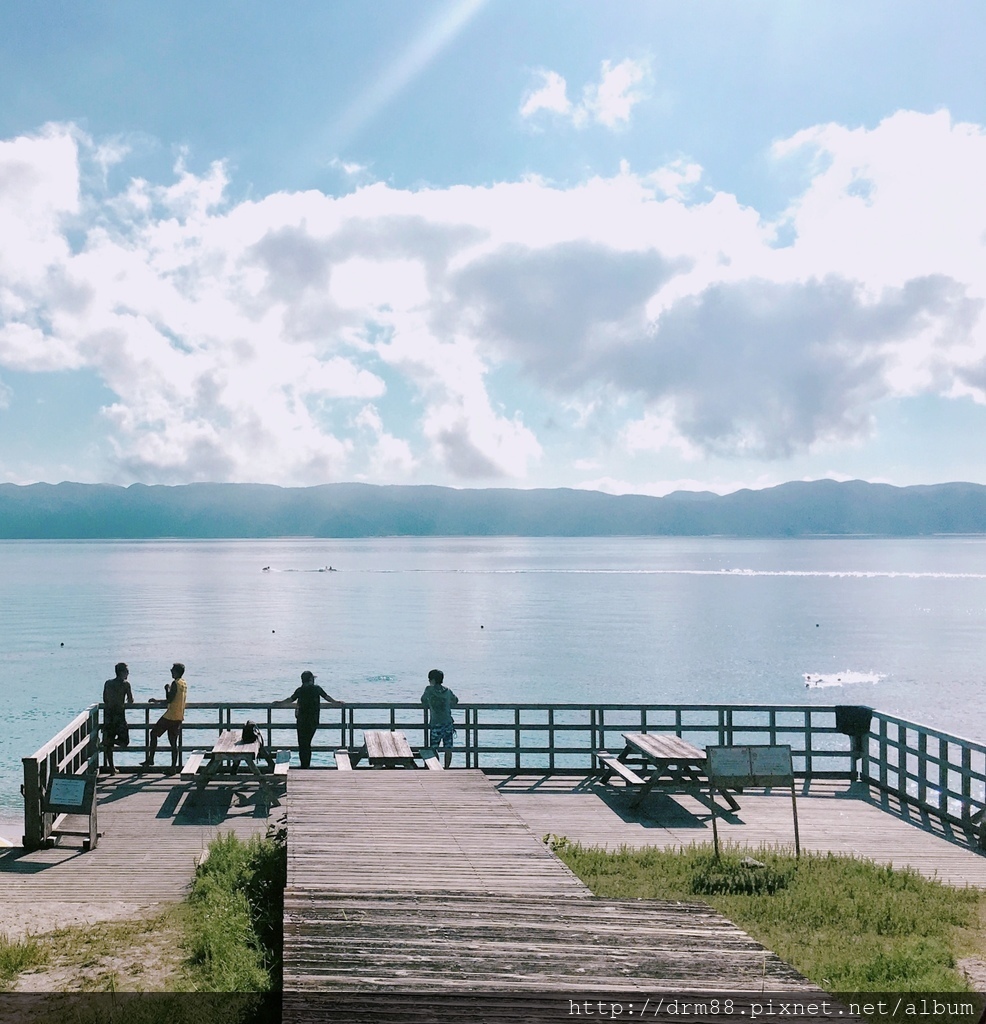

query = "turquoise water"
[3,535,985,828]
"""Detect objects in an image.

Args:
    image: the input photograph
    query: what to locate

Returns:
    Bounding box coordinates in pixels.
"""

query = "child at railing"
[421,669,459,769]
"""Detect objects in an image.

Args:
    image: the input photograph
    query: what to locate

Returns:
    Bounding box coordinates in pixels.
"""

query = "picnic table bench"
[597,732,742,812]
[335,731,443,770]
[351,730,417,769]
[188,730,281,793]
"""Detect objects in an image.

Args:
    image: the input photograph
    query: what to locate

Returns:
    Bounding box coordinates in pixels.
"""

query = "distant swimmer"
[262,566,270,572]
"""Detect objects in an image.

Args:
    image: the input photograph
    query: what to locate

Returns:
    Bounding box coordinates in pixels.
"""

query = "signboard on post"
[706,744,799,858]
[43,772,98,851]
[46,775,94,814]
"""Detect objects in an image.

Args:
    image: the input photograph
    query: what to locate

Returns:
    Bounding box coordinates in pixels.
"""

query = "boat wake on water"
[262,566,338,572]
[357,568,986,578]
[804,671,883,689]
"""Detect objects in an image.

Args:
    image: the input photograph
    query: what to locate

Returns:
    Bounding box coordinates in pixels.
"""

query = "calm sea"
[2,535,984,832]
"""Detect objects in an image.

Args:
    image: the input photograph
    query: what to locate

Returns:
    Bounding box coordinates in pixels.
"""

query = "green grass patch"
[554,841,985,993]
[182,825,286,993]
[0,932,47,987]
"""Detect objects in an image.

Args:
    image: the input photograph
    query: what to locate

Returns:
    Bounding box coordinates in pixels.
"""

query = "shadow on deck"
[495,775,986,886]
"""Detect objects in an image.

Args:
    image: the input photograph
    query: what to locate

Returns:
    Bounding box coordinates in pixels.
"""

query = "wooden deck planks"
[0,774,275,939]
[285,770,585,896]
[282,770,816,996]
[284,892,813,992]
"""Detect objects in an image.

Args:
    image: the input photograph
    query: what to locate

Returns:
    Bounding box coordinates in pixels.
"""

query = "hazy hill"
[1,479,985,538]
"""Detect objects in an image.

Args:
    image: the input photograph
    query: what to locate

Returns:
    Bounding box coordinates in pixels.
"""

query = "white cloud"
[622,407,702,460]
[584,58,652,128]
[520,59,651,130]
[354,404,418,478]
[519,70,573,121]
[1,110,985,486]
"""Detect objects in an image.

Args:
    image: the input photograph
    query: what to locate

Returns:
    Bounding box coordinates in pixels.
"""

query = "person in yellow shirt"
[140,663,187,770]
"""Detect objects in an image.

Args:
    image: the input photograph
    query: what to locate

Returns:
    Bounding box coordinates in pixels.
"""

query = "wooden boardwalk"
[282,770,817,996]
[0,774,275,940]
[496,776,986,887]
[286,769,584,896]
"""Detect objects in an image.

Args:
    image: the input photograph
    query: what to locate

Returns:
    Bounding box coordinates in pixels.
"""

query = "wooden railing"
[77,700,859,773]
[22,706,100,850]
[861,711,986,843]
[26,701,986,850]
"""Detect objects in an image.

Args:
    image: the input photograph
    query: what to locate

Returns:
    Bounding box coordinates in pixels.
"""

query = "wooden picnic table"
[194,729,274,791]
[599,732,742,811]
[351,730,418,769]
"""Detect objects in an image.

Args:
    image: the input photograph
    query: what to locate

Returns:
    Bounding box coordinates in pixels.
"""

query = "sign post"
[706,745,799,858]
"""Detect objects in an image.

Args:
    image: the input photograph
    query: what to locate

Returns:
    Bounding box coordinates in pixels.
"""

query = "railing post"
[939,740,949,815]
[898,724,909,802]
[962,746,972,820]
[469,707,477,768]
[917,731,928,805]
[21,756,42,850]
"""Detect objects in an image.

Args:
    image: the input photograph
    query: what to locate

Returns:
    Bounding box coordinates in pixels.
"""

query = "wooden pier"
[10,699,986,1002]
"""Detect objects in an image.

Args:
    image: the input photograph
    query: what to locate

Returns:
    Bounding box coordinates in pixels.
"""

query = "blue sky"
[1,1,984,494]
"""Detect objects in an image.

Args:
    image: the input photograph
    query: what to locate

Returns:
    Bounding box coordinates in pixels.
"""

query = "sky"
[0,1,984,496]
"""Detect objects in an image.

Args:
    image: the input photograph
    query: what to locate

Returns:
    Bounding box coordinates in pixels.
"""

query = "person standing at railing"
[276,670,344,768]
[421,668,458,769]
[101,662,134,775]
[140,663,187,771]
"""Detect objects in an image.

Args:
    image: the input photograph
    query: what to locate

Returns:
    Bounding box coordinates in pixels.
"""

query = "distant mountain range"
[1,479,986,538]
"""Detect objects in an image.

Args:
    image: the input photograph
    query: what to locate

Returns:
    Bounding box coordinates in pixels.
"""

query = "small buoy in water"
[480,625,484,629]
[272,629,275,634]
[815,624,819,627]
[60,642,65,647]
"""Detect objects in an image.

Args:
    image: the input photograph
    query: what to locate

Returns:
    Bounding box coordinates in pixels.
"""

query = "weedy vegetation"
[0,932,47,987]
[553,840,986,993]
[182,825,286,993]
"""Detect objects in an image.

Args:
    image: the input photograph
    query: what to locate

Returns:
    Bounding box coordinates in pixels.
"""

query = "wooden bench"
[595,751,647,787]
[334,749,353,771]
[419,747,443,771]
[181,753,206,779]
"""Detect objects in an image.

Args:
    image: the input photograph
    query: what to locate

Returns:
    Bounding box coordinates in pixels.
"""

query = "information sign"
[707,745,793,788]
[705,745,799,858]
[44,772,96,816]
